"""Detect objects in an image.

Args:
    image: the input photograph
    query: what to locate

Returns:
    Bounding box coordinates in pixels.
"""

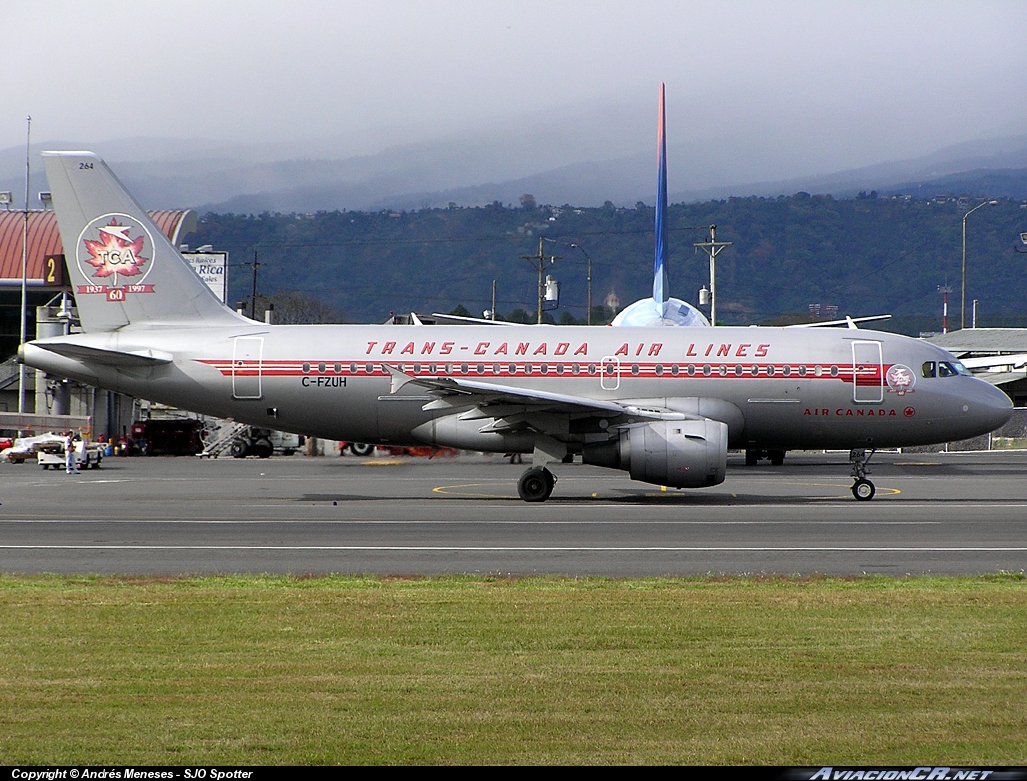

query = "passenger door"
[851,340,883,404]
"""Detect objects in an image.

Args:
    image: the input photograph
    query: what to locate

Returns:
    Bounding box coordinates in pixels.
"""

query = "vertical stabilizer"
[653,83,669,319]
[41,151,246,332]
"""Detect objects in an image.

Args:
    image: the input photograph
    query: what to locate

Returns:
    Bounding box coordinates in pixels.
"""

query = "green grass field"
[0,575,1025,765]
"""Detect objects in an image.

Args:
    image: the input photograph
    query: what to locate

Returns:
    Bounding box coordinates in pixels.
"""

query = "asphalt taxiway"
[1,450,1025,576]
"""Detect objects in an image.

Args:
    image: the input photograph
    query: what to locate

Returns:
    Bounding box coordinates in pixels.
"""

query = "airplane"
[18,150,1013,502]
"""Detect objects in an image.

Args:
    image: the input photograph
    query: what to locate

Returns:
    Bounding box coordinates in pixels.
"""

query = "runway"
[2,450,1025,575]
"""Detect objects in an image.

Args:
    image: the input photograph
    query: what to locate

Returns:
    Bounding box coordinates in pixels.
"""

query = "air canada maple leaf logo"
[82,219,149,283]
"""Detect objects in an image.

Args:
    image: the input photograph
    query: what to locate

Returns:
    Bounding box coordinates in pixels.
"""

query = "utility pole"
[249,251,260,320]
[938,285,952,334]
[519,236,561,324]
[569,243,593,325]
[694,225,732,326]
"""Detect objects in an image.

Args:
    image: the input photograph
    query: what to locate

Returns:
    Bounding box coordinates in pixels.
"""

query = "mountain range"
[2,121,1026,215]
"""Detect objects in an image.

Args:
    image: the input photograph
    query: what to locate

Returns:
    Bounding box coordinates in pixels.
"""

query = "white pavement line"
[1,545,1026,552]
[0,518,949,525]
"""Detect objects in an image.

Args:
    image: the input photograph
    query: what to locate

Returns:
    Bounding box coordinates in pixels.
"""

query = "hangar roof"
[0,209,196,286]
[925,329,1027,355]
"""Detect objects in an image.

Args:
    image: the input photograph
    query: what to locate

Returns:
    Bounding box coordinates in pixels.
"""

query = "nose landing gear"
[849,448,877,501]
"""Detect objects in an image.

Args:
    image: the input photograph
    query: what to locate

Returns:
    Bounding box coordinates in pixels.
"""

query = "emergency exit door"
[232,336,263,399]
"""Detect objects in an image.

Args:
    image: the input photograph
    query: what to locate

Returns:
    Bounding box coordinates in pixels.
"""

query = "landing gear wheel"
[769,449,785,466]
[852,479,876,501]
[848,448,877,501]
[349,442,374,457]
[518,467,555,502]
[745,449,759,466]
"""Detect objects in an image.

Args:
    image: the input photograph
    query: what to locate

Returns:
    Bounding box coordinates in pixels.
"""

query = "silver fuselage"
[22,322,1013,453]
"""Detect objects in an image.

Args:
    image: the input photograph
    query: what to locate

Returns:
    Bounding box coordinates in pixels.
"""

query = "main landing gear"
[517,466,556,502]
[849,448,876,501]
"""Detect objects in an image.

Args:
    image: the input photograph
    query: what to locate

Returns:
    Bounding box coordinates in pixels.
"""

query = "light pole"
[18,116,30,415]
[961,199,998,329]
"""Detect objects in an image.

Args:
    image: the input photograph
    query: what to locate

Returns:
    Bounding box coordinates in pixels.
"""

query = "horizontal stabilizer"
[33,342,173,367]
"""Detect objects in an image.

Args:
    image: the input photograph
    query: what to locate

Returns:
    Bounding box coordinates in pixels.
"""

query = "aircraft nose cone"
[968,380,1013,432]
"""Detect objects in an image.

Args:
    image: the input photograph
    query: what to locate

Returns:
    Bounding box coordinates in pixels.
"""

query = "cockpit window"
[923,360,971,378]
[936,361,971,377]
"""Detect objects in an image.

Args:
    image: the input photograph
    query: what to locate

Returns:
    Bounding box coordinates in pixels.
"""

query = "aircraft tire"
[769,449,786,466]
[745,450,759,466]
[349,442,375,457]
[852,479,875,501]
[518,467,554,502]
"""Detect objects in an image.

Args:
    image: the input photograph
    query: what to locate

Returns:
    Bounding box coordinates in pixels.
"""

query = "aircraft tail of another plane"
[41,151,246,333]
[653,82,669,319]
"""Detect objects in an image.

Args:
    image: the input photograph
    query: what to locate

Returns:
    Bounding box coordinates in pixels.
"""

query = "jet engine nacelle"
[583,419,727,489]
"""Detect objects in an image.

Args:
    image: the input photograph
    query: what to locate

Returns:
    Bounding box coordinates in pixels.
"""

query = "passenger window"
[922,361,937,378]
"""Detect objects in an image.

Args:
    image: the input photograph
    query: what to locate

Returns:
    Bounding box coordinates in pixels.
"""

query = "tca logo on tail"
[76,214,156,302]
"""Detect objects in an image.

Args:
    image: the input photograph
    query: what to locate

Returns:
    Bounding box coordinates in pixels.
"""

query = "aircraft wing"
[428,312,515,326]
[958,353,1027,372]
[385,365,685,421]
[30,342,174,367]
[785,314,892,329]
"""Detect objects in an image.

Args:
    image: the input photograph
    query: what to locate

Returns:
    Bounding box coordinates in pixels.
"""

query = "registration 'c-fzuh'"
[21,152,1013,501]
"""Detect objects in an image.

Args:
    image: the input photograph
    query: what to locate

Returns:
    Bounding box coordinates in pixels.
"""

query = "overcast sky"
[3,1,1026,171]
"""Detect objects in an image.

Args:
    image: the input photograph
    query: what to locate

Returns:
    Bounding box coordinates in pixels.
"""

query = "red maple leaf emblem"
[82,219,148,282]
